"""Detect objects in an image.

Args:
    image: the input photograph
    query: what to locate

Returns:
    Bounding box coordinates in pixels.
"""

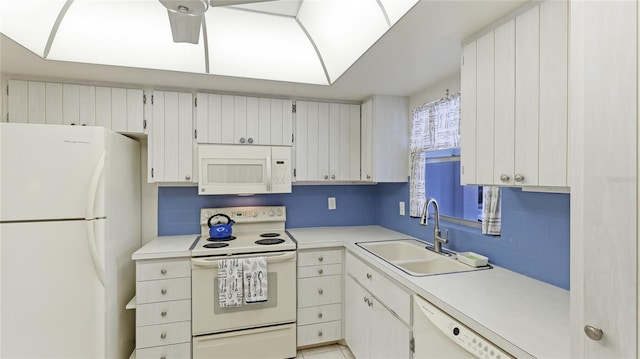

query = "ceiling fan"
[159,0,272,44]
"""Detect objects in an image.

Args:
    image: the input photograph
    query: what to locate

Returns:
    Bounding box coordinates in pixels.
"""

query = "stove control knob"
[251,211,258,217]
[268,209,274,216]
[275,208,283,216]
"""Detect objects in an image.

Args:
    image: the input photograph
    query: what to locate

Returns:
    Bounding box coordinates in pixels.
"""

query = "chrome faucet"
[420,198,449,254]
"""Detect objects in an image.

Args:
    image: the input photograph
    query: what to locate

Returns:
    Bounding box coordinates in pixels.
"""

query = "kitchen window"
[425,149,482,226]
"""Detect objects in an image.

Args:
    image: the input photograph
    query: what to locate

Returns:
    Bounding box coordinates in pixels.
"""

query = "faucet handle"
[442,229,449,244]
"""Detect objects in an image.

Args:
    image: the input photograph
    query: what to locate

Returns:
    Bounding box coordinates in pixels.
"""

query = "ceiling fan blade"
[165,11,203,44]
[209,0,274,7]
[159,0,208,44]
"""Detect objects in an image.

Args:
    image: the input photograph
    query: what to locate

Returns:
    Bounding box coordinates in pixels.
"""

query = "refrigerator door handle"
[86,151,107,287]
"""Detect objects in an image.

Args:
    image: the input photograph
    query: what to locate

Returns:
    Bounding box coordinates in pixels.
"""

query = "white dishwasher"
[412,295,512,359]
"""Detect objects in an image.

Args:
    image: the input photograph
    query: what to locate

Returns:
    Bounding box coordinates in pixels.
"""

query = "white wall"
[409,71,460,109]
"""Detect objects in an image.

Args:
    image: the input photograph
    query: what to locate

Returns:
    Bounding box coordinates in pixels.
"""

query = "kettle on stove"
[207,213,234,239]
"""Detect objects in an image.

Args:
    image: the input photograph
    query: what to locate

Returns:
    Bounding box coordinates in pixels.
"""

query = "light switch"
[328,197,336,210]
[399,201,405,216]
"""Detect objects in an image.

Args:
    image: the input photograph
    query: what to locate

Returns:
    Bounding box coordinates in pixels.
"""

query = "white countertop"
[132,226,569,358]
[131,234,199,260]
[287,225,570,359]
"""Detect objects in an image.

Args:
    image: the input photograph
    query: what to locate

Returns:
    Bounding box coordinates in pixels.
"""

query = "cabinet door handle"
[161,288,167,295]
[318,268,324,275]
[363,296,368,304]
[161,311,167,317]
[584,325,603,341]
[366,273,372,279]
[248,137,254,144]
[324,175,329,180]
[366,175,371,180]
[318,312,323,318]
[239,137,246,143]
[514,174,525,183]
[318,331,323,337]
[331,174,336,180]
[160,333,167,339]
[500,174,510,182]
[185,175,191,181]
[318,288,324,295]
[160,269,167,275]
[318,256,324,262]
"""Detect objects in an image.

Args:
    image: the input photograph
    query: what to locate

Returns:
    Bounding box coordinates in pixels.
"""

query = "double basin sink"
[357,239,491,276]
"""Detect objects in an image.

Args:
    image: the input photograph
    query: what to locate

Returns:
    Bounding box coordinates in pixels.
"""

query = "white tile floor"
[295,344,355,359]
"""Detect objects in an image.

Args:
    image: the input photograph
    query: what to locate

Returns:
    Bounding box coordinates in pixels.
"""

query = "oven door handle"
[192,251,296,268]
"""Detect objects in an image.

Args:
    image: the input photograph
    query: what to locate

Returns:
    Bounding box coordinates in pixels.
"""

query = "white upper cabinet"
[195,93,293,146]
[461,1,568,188]
[148,91,194,183]
[6,79,145,134]
[360,95,409,183]
[295,100,360,182]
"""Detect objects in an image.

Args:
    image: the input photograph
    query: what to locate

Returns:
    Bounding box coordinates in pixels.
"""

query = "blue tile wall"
[158,185,377,236]
[375,183,570,290]
[158,183,570,290]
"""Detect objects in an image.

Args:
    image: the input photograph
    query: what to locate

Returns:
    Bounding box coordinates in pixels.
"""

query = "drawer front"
[136,342,191,359]
[137,259,190,281]
[136,321,191,349]
[137,278,191,304]
[298,275,342,308]
[298,264,342,279]
[346,252,410,324]
[297,303,342,325]
[297,320,342,347]
[137,300,191,326]
[298,249,342,266]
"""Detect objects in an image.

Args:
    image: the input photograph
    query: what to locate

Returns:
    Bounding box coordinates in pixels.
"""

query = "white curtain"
[482,186,501,235]
[409,93,460,217]
[409,105,430,216]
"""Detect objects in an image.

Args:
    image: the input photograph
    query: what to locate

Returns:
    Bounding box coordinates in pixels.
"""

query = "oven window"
[207,164,264,184]
[214,273,278,313]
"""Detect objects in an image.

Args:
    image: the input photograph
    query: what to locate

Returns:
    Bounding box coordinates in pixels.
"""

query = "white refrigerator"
[0,123,141,358]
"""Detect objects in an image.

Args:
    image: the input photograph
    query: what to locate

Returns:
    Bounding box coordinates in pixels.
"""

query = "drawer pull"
[160,333,167,339]
[160,269,167,275]
[161,289,167,295]
[161,311,167,317]
[318,269,324,275]
[318,289,324,295]
[318,331,323,337]
[366,273,372,279]
[318,256,324,262]
[363,296,368,304]
[318,312,323,319]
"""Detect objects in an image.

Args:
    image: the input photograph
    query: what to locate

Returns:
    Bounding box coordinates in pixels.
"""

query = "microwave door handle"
[266,156,272,192]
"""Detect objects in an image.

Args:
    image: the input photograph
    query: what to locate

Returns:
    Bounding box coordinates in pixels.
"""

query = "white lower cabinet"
[297,248,344,347]
[134,258,191,358]
[344,252,411,359]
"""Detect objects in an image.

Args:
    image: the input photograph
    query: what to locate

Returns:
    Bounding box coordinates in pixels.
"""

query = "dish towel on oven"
[243,257,268,303]
[218,258,243,308]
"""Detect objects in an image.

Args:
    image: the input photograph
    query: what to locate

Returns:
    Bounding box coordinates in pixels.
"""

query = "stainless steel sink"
[357,239,491,276]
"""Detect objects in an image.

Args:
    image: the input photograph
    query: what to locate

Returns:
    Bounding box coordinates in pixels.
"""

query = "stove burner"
[255,238,285,245]
[203,242,229,249]
[259,233,281,238]
[207,236,236,242]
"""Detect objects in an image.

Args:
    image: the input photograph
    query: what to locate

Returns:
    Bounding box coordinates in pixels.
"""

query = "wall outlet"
[328,197,337,210]
[399,201,405,216]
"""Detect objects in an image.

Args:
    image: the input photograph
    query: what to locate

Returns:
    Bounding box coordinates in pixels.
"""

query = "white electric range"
[190,206,297,359]
[191,206,297,257]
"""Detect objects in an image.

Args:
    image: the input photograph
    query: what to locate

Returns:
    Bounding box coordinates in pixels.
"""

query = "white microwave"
[197,144,292,195]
